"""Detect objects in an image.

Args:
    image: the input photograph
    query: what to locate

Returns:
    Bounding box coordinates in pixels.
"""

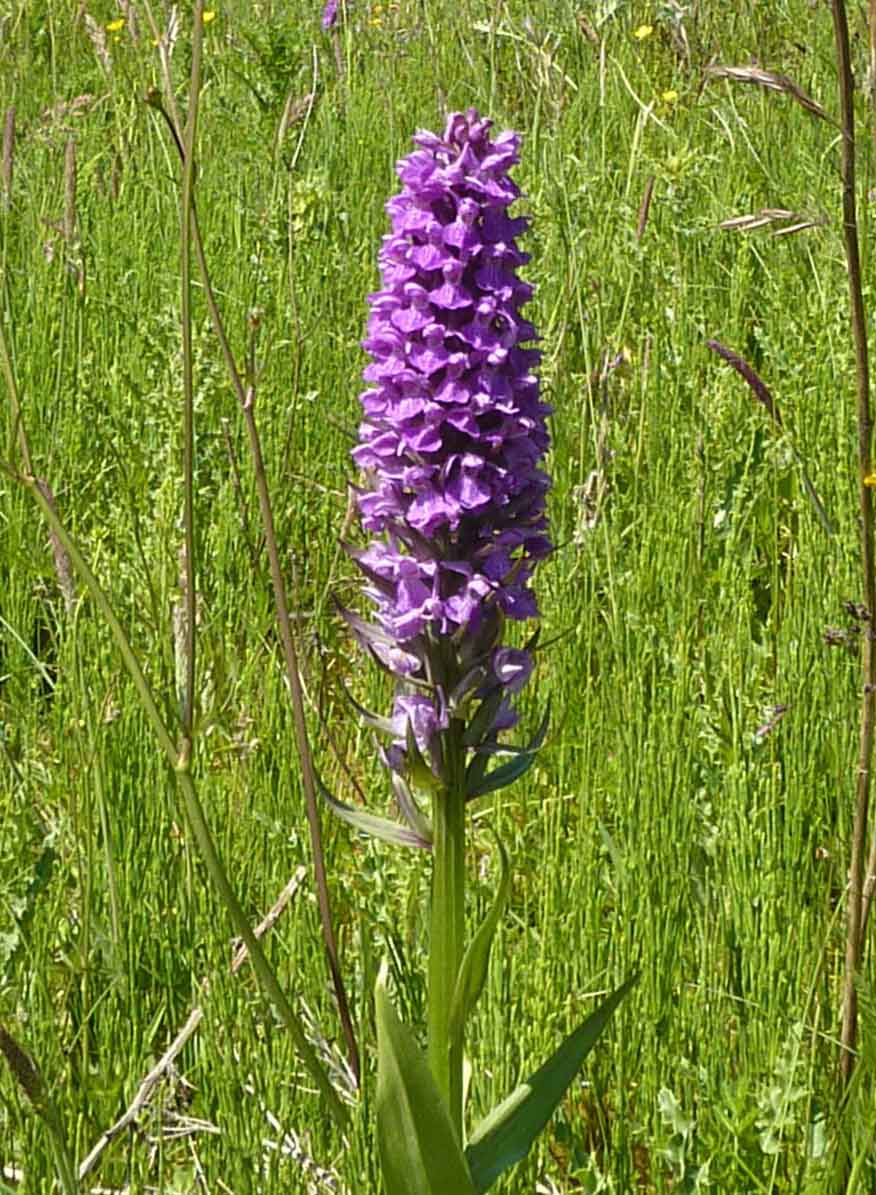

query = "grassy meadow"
[2,0,876,1190]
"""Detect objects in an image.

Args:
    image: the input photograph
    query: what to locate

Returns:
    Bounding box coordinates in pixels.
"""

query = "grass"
[1,0,876,1190]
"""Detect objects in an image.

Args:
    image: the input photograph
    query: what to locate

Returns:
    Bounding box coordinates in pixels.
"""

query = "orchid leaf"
[464,974,638,1193]
[448,832,510,1050]
[317,776,430,851]
[461,691,504,747]
[448,663,489,711]
[466,749,537,799]
[390,770,433,844]
[465,749,489,794]
[465,704,550,800]
[405,719,443,795]
[336,676,397,737]
[333,593,397,647]
[376,966,477,1195]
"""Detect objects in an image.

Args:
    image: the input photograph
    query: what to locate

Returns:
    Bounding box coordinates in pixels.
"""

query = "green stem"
[173,764,349,1130]
[428,720,467,1141]
[143,38,359,1081]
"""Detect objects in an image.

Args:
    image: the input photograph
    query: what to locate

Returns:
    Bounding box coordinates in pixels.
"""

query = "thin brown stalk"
[831,0,876,1115]
[635,174,654,241]
[142,7,359,1084]
[177,0,203,755]
[63,137,76,245]
[220,416,260,572]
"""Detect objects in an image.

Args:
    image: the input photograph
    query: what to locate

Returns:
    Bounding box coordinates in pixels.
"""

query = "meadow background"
[1,1,874,1190]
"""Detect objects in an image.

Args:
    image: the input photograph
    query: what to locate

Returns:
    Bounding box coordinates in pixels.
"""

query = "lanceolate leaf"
[317,776,431,850]
[465,704,550,800]
[464,975,638,1193]
[375,968,477,1195]
[390,770,433,845]
[466,749,537,800]
[448,832,510,1050]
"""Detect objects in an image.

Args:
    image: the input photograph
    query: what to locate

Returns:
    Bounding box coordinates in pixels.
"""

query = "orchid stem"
[428,720,467,1141]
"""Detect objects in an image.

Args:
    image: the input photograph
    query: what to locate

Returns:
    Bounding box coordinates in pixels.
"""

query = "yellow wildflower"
[202,9,216,22]
[633,24,653,40]
[865,474,876,488]
[661,89,679,103]
[105,17,125,32]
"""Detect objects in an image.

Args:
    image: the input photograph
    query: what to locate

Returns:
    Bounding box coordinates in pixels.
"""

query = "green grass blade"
[465,974,638,1193]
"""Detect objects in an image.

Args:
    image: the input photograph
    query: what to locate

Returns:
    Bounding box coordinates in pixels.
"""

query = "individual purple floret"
[347,109,551,782]
[321,0,339,30]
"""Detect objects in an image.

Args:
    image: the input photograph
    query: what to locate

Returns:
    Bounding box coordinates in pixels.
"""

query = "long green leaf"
[375,967,477,1195]
[466,749,538,800]
[465,975,638,1193]
[448,832,510,1051]
[465,705,550,801]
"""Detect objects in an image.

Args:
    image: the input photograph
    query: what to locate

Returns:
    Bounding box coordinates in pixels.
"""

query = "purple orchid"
[346,108,551,791]
[321,0,340,30]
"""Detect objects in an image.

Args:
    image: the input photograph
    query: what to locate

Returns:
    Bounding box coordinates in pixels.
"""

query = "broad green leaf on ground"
[375,967,477,1195]
[448,832,510,1052]
[465,975,638,1193]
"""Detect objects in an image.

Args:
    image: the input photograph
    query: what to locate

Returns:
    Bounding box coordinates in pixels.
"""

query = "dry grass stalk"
[707,339,835,537]
[63,138,76,245]
[276,91,316,152]
[117,0,140,42]
[34,478,76,613]
[83,13,112,76]
[78,868,309,1181]
[576,12,599,47]
[718,207,826,236]
[704,63,831,122]
[706,338,782,426]
[2,106,14,209]
[0,1024,47,1111]
[63,138,86,298]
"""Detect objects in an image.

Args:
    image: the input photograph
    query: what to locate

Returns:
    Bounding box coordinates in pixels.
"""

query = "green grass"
[1,1,875,1190]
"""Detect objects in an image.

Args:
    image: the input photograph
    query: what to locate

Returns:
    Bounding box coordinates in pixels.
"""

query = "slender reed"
[142,1,359,1083]
[831,0,876,1113]
[177,0,201,753]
